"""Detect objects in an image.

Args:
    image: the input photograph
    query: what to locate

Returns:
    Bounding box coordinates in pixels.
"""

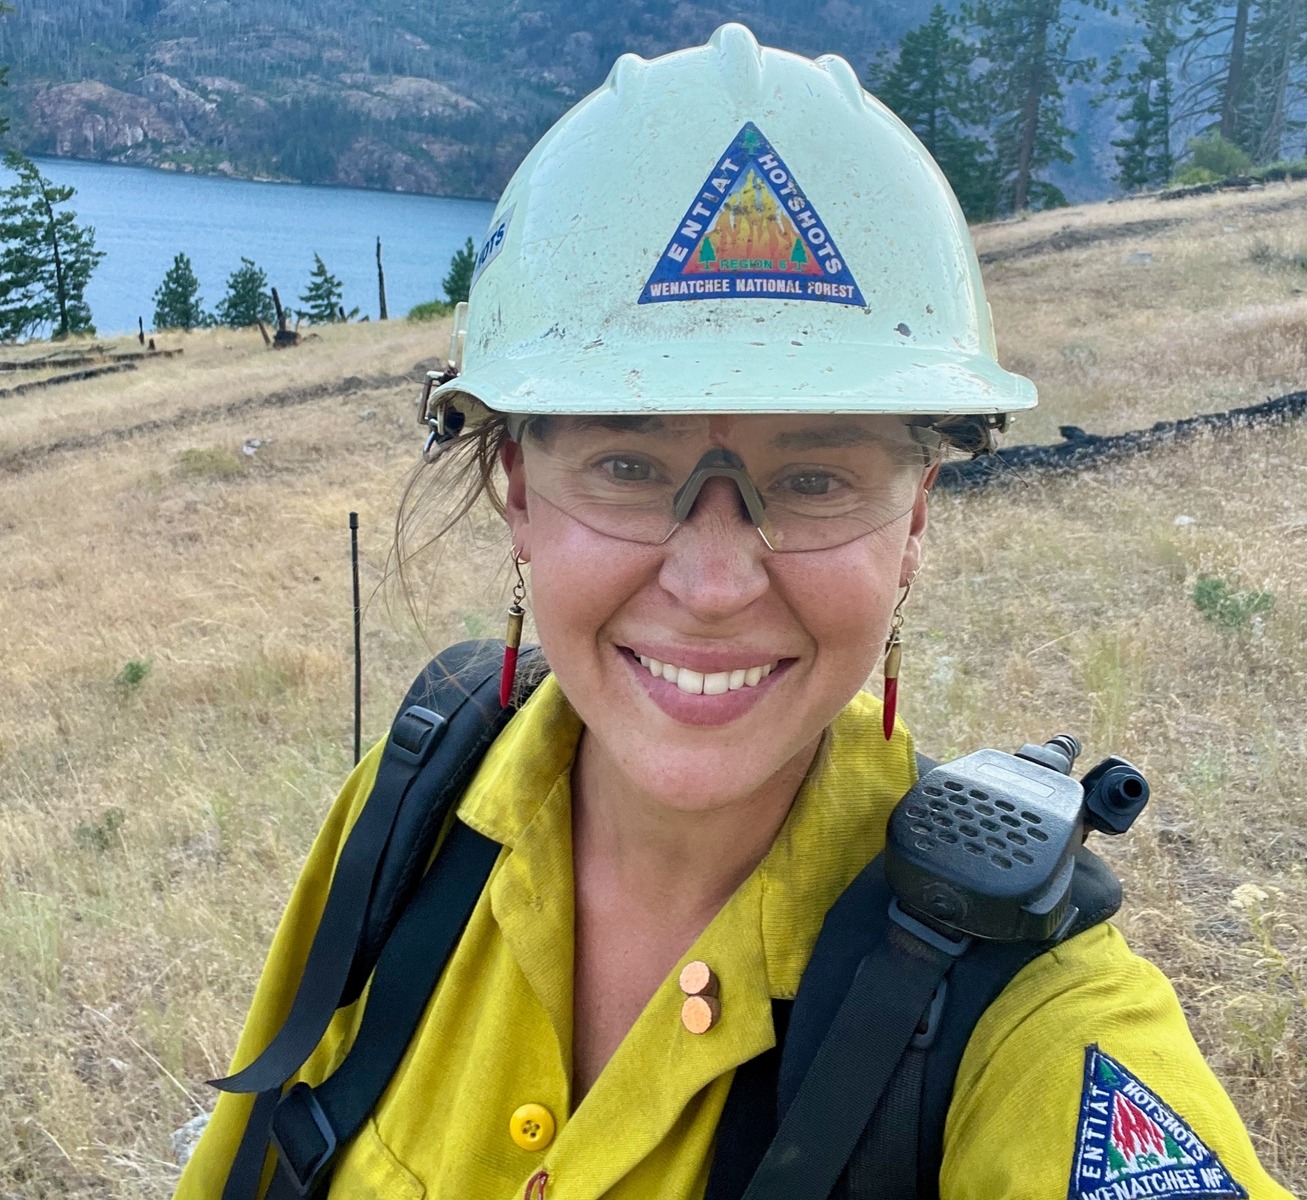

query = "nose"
[656,477,771,618]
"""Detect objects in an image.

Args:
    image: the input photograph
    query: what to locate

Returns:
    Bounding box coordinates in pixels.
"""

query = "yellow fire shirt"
[177,676,1293,1200]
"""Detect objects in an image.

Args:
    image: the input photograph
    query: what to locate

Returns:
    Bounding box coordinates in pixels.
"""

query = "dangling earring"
[499,550,528,708]
[882,573,917,741]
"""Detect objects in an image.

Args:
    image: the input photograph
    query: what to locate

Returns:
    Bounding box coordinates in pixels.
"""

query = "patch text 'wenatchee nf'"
[1070,1046,1247,1200]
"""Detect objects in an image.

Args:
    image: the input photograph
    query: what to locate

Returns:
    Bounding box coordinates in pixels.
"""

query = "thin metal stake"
[350,511,362,765]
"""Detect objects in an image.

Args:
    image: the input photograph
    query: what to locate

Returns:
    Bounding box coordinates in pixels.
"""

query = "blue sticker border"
[1069,1045,1248,1200]
[639,121,865,308]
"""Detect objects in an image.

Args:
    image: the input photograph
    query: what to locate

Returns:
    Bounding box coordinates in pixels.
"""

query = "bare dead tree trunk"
[1012,3,1051,213]
[1258,0,1302,161]
[39,190,70,339]
[376,237,388,321]
[269,287,301,349]
[1220,0,1251,142]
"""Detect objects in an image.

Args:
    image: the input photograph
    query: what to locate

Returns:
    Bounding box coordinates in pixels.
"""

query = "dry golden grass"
[0,183,1304,1197]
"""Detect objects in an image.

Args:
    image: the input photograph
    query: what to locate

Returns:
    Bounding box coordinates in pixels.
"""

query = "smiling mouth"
[633,653,779,696]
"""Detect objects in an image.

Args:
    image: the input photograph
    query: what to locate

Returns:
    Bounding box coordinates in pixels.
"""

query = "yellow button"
[510,1103,556,1151]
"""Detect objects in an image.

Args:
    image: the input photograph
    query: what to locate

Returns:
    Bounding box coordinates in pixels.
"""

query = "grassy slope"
[0,184,1304,1194]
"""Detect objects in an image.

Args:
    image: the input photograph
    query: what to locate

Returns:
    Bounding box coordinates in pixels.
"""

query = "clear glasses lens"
[517,416,930,552]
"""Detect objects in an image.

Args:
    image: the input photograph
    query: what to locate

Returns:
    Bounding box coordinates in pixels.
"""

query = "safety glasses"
[513,414,934,552]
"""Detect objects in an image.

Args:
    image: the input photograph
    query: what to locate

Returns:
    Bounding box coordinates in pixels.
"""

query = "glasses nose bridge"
[670,448,767,528]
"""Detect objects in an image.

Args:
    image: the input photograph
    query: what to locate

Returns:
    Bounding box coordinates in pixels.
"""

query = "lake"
[27,157,497,337]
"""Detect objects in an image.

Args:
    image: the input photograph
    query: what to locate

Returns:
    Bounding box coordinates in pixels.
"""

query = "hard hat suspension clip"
[418,370,465,460]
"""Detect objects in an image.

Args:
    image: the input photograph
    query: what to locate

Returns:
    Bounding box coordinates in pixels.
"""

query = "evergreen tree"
[152,252,208,330]
[442,237,476,305]
[965,0,1097,213]
[0,152,104,341]
[297,253,356,323]
[867,5,1002,220]
[215,257,275,328]
[1175,0,1307,164]
[1236,0,1307,161]
[1105,0,1181,189]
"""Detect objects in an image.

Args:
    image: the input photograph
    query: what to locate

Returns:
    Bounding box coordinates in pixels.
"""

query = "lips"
[635,654,776,695]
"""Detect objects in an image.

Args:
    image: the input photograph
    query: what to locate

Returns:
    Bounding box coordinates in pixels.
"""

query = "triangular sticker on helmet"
[639,122,865,308]
[1070,1046,1248,1200]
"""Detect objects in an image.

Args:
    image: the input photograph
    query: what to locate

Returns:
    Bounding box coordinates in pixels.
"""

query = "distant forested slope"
[0,0,1111,199]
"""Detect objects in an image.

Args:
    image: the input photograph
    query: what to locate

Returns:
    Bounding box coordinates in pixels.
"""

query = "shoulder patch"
[1070,1046,1248,1200]
[639,121,865,308]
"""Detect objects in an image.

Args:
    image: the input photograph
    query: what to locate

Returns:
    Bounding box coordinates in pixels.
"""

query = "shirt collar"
[456,671,917,1003]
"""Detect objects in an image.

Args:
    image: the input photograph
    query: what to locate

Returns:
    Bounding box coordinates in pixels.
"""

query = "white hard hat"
[430,23,1035,422]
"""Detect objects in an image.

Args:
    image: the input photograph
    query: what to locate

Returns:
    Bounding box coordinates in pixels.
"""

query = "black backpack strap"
[264,819,502,1198]
[906,844,1121,1195]
[764,844,1121,1200]
[739,861,971,1200]
[219,640,544,1199]
[704,1001,792,1200]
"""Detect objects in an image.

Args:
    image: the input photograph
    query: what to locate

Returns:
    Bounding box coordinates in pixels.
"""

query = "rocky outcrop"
[24,73,223,159]
[27,81,184,157]
[333,136,449,194]
[15,62,490,194]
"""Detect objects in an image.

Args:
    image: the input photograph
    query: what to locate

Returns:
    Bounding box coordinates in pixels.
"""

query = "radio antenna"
[350,512,362,765]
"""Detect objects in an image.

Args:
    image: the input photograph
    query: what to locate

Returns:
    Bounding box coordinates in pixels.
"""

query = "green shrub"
[1191,575,1274,630]
[407,298,455,322]
[1184,134,1251,180]
[114,657,153,690]
[74,807,124,852]
[1170,165,1220,187]
[175,446,247,479]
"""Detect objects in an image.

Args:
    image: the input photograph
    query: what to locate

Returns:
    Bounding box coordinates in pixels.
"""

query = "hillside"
[0,182,1304,1194]
[0,0,936,198]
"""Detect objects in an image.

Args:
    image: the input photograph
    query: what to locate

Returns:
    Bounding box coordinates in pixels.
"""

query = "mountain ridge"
[0,0,1112,200]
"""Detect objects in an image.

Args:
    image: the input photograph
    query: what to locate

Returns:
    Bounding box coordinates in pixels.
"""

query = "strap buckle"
[887,898,973,958]
[387,705,447,766]
[269,1082,338,1197]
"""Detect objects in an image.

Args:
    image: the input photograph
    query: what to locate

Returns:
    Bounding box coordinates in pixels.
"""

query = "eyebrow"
[570,416,668,434]
[769,424,897,451]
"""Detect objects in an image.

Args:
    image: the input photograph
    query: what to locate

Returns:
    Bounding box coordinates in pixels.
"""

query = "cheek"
[774,537,903,677]
[523,503,654,652]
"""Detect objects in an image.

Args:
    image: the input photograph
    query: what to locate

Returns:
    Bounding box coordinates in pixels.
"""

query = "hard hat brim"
[433,340,1036,417]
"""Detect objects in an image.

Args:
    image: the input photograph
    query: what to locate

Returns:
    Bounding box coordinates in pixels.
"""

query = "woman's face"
[502,413,935,813]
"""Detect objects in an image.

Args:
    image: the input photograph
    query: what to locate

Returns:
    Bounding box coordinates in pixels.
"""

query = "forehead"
[532,412,926,450]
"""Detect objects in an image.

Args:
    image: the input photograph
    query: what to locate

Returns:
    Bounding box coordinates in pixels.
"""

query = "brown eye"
[784,471,837,496]
[600,456,655,482]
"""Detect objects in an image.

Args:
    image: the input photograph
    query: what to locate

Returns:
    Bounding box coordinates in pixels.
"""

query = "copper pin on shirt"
[679,960,720,1034]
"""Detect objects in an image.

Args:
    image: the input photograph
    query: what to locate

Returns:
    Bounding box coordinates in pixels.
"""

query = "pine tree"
[442,237,476,305]
[0,152,104,341]
[152,252,208,330]
[1105,0,1181,189]
[1236,0,1307,161]
[1175,0,1307,164]
[297,253,356,323]
[868,5,1002,220]
[964,0,1097,213]
[215,257,275,328]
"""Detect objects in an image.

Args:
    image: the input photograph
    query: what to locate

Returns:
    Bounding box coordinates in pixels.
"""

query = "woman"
[177,24,1293,1200]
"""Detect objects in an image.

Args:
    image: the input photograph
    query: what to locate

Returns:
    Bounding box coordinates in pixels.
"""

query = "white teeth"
[635,653,773,690]
[676,668,704,694]
[703,671,731,696]
[636,653,778,692]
